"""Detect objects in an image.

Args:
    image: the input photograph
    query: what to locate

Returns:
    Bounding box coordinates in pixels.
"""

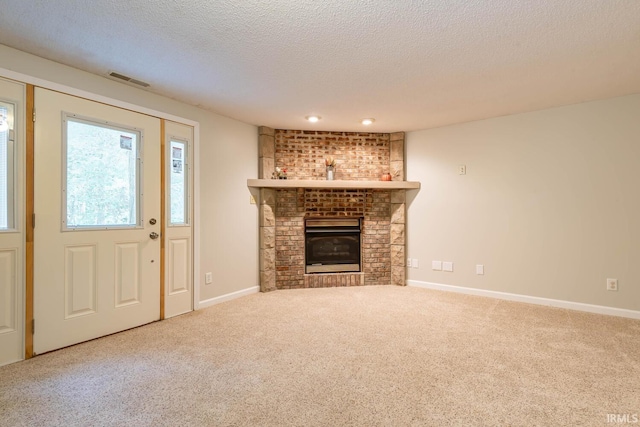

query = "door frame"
[0,66,201,359]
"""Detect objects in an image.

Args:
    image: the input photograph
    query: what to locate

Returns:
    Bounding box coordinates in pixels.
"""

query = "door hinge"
[32,109,36,122]
[32,319,35,334]
[32,213,36,228]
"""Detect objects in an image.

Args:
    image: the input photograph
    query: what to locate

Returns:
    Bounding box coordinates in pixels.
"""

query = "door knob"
[149,232,159,240]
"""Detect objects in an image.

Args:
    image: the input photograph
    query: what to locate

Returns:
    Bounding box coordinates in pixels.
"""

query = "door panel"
[0,77,25,366]
[34,88,160,354]
[0,249,17,331]
[64,244,97,318]
[164,121,193,318]
[115,242,141,307]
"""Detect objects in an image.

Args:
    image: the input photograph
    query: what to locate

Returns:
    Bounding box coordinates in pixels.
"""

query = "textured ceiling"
[1,0,639,132]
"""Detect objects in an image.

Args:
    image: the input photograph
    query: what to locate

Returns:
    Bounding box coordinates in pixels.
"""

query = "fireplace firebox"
[305,218,362,273]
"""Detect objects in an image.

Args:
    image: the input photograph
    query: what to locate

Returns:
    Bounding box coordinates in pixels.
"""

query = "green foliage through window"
[65,117,140,228]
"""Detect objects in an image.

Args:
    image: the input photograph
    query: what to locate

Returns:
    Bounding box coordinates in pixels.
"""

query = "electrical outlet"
[407,258,412,268]
[443,262,454,272]
[476,264,484,275]
[606,278,618,291]
[205,272,213,284]
[412,259,419,269]
[459,165,466,175]
[249,195,257,204]
[432,260,442,271]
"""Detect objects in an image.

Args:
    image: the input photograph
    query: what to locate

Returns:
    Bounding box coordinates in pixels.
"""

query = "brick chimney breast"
[257,128,406,290]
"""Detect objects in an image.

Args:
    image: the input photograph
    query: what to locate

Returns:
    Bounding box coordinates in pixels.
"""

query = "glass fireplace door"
[305,218,361,273]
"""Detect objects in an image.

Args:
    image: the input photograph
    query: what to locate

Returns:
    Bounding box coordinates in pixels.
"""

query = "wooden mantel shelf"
[247,179,420,190]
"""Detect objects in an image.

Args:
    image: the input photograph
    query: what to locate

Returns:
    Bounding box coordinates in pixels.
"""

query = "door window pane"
[169,139,188,225]
[64,115,141,228]
[0,101,14,230]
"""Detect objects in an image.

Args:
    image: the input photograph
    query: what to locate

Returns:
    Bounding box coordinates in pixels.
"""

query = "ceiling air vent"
[108,71,150,88]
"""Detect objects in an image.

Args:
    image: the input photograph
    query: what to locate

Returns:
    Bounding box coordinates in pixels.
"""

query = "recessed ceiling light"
[361,118,375,125]
[306,115,321,123]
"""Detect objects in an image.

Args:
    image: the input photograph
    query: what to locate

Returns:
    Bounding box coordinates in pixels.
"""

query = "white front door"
[164,120,193,318]
[0,77,25,366]
[33,88,161,355]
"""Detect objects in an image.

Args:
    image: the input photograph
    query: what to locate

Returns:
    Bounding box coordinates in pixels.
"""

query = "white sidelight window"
[0,101,15,230]
[169,138,189,225]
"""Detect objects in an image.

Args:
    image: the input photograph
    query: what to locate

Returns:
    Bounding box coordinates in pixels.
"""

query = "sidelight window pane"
[0,101,14,230]
[169,139,188,225]
[64,115,141,228]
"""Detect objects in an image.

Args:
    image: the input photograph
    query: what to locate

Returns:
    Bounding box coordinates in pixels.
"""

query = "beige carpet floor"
[1,286,639,426]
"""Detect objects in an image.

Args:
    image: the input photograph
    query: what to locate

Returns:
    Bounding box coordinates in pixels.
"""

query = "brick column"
[258,126,277,292]
[259,126,275,179]
[390,132,405,181]
[362,190,391,286]
[259,188,277,292]
[390,190,406,286]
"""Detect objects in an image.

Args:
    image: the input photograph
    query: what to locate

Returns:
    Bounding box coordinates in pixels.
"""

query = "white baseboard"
[197,286,260,309]
[407,280,640,320]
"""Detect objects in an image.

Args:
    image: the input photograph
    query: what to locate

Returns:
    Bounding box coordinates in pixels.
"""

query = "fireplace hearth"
[305,218,361,273]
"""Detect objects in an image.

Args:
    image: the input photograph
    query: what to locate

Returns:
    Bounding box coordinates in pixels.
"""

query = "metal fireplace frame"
[304,217,362,274]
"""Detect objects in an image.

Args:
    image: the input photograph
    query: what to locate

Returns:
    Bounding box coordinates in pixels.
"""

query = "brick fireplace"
[256,127,410,291]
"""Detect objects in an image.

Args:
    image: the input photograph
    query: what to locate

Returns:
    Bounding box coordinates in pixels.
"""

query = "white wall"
[5,43,638,311]
[406,94,640,311]
[0,44,259,304]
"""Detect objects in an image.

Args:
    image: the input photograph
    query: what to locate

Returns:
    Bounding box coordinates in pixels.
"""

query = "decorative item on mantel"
[393,167,402,180]
[272,167,288,179]
[325,156,336,180]
[381,167,401,181]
